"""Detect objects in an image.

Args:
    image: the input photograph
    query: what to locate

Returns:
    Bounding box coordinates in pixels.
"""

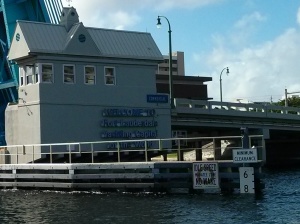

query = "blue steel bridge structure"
[0,0,62,144]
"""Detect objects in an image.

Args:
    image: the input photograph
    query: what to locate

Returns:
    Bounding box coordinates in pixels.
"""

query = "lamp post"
[219,67,229,102]
[157,16,174,108]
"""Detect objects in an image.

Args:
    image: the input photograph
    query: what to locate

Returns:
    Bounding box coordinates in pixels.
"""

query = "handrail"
[0,135,264,164]
[174,98,300,119]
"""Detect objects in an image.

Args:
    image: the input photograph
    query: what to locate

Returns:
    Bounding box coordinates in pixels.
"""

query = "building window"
[84,66,96,84]
[64,65,75,84]
[19,67,25,86]
[35,64,39,83]
[104,67,115,85]
[20,63,53,85]
[25,65,34,85]
[41,64,53,83]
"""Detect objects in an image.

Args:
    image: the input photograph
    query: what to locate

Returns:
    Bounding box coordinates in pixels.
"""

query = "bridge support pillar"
[195,141,202,161]
[213,139,222,160]
[241,127,249,149]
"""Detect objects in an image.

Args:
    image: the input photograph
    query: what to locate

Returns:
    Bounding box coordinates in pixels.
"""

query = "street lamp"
[219,67,229,102]
[157,16,174,108]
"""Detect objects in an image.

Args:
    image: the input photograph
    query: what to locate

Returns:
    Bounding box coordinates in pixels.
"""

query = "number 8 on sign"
[239,167,255,193]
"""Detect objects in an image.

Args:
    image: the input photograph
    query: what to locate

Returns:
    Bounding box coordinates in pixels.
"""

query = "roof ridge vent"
[60,7,79,32]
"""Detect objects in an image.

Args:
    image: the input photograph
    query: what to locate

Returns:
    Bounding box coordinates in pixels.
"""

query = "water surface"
[0,168,298,224]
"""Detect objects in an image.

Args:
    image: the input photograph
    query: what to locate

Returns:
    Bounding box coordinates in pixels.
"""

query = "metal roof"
[17,20,163,60]
[19,21,66,53]
[88,27,162,59]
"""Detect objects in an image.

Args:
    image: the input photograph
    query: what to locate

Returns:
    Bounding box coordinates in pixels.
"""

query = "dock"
[0,135,265,194]
[0,161,264,194]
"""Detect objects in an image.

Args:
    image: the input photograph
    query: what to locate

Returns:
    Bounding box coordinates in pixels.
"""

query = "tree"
[275,96,300,107]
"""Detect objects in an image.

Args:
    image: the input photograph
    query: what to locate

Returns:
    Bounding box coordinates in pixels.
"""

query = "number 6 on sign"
[239,167,255,193]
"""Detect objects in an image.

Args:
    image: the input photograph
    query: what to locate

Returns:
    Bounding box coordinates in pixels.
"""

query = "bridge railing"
[174,98,300,120]
[0,135,264,164]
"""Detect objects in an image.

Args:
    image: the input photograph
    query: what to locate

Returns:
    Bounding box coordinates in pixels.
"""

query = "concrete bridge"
[172,99,300,167]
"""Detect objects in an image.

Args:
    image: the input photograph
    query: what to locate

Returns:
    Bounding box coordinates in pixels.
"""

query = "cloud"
[297,7,300,25]
[150,0,222,11]
[66,0,142,29]
[206,28,300,102]
[234,11,266,29]
[206,11,267,55]
[194,10,300,103]
[65,0,223,29]
[229,12,267,48]
[105,11,140,30]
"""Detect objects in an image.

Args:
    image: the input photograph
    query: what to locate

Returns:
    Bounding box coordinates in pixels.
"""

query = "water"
[0,168,299,224]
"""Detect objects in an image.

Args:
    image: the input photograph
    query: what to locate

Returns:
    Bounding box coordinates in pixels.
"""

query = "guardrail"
[174,99,300,120]
[0,135,264,164]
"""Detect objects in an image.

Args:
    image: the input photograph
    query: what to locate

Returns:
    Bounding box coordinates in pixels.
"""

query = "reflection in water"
[0,169,299,223]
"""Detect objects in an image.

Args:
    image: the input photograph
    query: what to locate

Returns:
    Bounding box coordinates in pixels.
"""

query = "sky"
[63,0,300,103]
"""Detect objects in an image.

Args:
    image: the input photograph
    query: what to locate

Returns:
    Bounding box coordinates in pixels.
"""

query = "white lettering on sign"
[193,162,219,189]
[233,148,258,163]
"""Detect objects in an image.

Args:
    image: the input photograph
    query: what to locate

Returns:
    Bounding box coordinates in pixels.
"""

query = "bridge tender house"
[101,108,158,149]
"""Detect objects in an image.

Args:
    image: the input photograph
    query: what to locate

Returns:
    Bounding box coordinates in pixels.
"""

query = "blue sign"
[147,94,168,103]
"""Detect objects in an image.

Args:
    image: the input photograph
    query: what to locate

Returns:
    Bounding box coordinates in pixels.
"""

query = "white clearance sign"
[193,162,219,189]
[233,148,258,163]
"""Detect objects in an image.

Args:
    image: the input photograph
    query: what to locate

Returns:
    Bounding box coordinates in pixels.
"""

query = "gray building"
[6,7,171,161]
[156,51,212,100]
[156,51,185,76]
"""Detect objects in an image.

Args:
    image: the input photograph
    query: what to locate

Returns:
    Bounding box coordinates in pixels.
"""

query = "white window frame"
[25,65,35,85]
[104,66,116,85]
[63,64,75,84]
[84,65,96,85]
[19,67,25,86]
[35,64,39,83]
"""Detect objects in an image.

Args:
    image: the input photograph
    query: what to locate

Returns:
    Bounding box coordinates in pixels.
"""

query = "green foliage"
[275,96,300,107]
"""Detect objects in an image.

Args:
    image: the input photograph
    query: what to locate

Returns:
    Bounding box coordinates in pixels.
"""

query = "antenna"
[66,0,72,6]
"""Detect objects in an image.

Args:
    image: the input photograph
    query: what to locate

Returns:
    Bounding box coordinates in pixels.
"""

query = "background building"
[156,51,212,100]
[156,51,185,76]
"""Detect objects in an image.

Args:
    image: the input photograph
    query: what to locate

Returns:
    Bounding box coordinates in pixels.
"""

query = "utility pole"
[285,88,300,107]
